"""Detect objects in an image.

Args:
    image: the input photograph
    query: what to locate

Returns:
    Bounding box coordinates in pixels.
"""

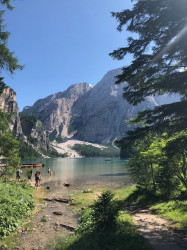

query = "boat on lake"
[21,164,45,168]
[105,158,111,161]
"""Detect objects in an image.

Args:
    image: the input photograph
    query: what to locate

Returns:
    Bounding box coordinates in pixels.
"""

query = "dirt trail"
[133,209,187,250]
[14,183,78,250]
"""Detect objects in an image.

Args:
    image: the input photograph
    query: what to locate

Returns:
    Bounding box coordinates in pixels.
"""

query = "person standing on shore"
[48,168,51,176]
[27,169,33,181]
[16,168,22,181]
[35,171,39,187]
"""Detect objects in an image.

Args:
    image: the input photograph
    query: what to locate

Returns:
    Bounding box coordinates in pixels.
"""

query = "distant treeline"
[72,144,120,157]
[18,138,68,159]
[19,140,41,159]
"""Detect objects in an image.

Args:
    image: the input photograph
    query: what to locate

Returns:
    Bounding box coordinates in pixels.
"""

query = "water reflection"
[22,158,130,186]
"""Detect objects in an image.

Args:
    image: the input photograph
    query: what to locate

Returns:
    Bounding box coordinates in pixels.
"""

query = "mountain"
[0,87,53,157]
[22,68,180,144]
[71,68,180,143]
[22,83,92,141]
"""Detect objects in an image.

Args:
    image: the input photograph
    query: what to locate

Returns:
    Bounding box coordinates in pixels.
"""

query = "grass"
[122,187,187,231]
[70,188,104,212]
[150,200,187,230]
[55,186,152,250]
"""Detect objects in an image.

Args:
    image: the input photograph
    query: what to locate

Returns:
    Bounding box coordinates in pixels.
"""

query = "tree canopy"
[110,0,187,147]
[0,0,15,10]
[0,0,22,175]
[0,0,23,78]
[110,0,187,195]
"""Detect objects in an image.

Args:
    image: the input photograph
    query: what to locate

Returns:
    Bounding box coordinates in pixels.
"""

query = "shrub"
[92,190,120,231]
[0,182,35,237]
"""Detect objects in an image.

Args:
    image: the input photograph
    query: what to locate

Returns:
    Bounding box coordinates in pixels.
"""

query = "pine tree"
[0,1,22,175]
[110,0,187,147]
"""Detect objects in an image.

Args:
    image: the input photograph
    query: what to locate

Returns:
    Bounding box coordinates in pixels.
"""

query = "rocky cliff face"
[0,87,51,154]
[20,115,50,151]
[22,83,92,139]
[22,68,180,144]
[71,68,180,143]
[0,87,22,136]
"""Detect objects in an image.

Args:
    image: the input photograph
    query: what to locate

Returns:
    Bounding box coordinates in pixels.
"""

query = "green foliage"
[55,189,150,250]
[27,136,38,146]
[39,147,68,158]
[0,77,6,94]
[91,190,120,231]
[0,181,35,237]
[18,139,40,159]
[0,2,22,176]
[0,1,23,74]
[110,0,187,140]
[150,200,187,230]
[126,132,187,196]
[0,0,15,10]
[77,190,120,233]
[0,109,20,176]
[72,144,120,157]
[41,215,48,222]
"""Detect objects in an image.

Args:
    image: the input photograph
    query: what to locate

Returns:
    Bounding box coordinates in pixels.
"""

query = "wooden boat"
[33,164,44,168]
[21,164,44,168]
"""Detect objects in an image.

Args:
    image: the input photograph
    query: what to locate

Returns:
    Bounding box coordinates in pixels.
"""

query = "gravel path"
[133,209,187,250]
[14,183,77,250]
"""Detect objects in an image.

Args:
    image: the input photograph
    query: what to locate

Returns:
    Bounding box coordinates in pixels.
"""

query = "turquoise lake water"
[22,157,131,187]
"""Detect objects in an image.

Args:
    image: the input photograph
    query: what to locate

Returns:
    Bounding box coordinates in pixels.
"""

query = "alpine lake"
[21,157,131,189]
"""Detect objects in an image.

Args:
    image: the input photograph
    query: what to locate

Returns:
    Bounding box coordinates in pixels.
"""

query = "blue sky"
[3,0,132,111]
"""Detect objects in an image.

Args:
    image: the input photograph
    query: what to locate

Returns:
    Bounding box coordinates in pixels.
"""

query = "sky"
[3,0,132,111]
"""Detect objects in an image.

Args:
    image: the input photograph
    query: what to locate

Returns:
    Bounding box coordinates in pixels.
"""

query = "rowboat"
[0,163,45,168]
[21,164,45,168]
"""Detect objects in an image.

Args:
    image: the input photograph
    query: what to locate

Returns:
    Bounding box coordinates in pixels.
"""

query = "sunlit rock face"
[72,68,180,143]
[0,87,22,136]
[22,68,180,144]
[22,83,92,139]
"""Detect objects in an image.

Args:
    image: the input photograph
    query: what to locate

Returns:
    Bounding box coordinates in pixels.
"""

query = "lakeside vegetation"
[71,144,120,157]
[56,185,187,249]
[0,180,35,238]
[55,187,150,250]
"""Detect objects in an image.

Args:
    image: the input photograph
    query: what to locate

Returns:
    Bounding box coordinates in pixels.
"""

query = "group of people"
[16,167,56,187]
